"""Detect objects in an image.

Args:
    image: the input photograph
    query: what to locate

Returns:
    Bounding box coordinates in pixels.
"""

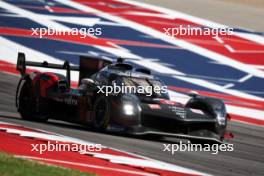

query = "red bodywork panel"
[32,72,59,97]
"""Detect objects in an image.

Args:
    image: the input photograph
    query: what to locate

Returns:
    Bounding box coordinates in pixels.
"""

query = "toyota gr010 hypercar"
[15,52,230,143]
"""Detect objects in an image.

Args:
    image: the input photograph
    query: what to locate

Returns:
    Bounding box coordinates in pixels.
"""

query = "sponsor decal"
[148,104,161,109]
[190,108,204,115]
[159,99,176,105]
[169,106,186,119]
[63,97,78,105]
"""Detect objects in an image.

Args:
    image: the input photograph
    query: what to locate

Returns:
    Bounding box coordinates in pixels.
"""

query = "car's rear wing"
[16,52,112,86]
[17,52,79,86]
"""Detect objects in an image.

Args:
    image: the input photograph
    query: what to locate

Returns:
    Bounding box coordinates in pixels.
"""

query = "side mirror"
[188,91,199,97]
[81,78,95,86]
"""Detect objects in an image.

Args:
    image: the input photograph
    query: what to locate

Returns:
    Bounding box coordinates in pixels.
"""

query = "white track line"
[239,74,253,82]
[214,36,224,44]
[223,83,234,89]
[15,155,159,176]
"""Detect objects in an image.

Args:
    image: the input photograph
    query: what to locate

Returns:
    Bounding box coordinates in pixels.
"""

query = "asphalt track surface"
[0,72,264,176]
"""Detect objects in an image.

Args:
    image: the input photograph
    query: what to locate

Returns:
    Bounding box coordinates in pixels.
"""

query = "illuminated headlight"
[123,104,134,115]
[215,105,227,126]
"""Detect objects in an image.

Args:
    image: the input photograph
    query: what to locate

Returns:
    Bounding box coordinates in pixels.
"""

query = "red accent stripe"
[230,114,264,126]
[0,27,116,48]
[0,60,37,75]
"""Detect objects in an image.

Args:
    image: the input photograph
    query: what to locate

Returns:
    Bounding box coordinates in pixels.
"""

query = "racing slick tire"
[17,79,49,122]
[93,96,110,131]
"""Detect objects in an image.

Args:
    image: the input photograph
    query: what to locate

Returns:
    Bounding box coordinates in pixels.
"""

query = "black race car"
[15,52,229,143]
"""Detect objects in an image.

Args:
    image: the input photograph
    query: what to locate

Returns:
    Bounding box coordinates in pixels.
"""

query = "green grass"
[0,152,96,176]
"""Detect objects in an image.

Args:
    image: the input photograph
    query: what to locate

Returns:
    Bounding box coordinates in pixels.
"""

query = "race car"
[15,52,229,143]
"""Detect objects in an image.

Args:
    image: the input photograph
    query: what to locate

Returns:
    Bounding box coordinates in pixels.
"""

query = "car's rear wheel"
[18,79,48,122]
[93,96,110,130]
[18,79,34,120]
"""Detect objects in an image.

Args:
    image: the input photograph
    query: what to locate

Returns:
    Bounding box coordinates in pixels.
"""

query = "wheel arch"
[186,96,226,118]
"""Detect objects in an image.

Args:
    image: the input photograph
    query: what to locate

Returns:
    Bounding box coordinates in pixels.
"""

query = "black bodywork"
[16,53,229,143]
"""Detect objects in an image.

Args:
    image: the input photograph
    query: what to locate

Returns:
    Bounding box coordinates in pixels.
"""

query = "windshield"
[120,76,169,99]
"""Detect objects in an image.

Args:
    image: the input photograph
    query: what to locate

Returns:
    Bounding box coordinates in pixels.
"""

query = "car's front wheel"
[93,96,110,131]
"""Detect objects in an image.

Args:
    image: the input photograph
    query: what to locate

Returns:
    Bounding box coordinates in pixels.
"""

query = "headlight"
[123,104,134,115]
[215,105,227,126]
[122,94,141,116]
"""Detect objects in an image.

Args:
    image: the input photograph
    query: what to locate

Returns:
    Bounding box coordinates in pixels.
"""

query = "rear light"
[224,132,234,139]
[226,114,231,120]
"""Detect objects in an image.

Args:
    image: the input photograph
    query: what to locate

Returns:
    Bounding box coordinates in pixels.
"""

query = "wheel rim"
[19,84,32,112]
[95,99,107,127]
